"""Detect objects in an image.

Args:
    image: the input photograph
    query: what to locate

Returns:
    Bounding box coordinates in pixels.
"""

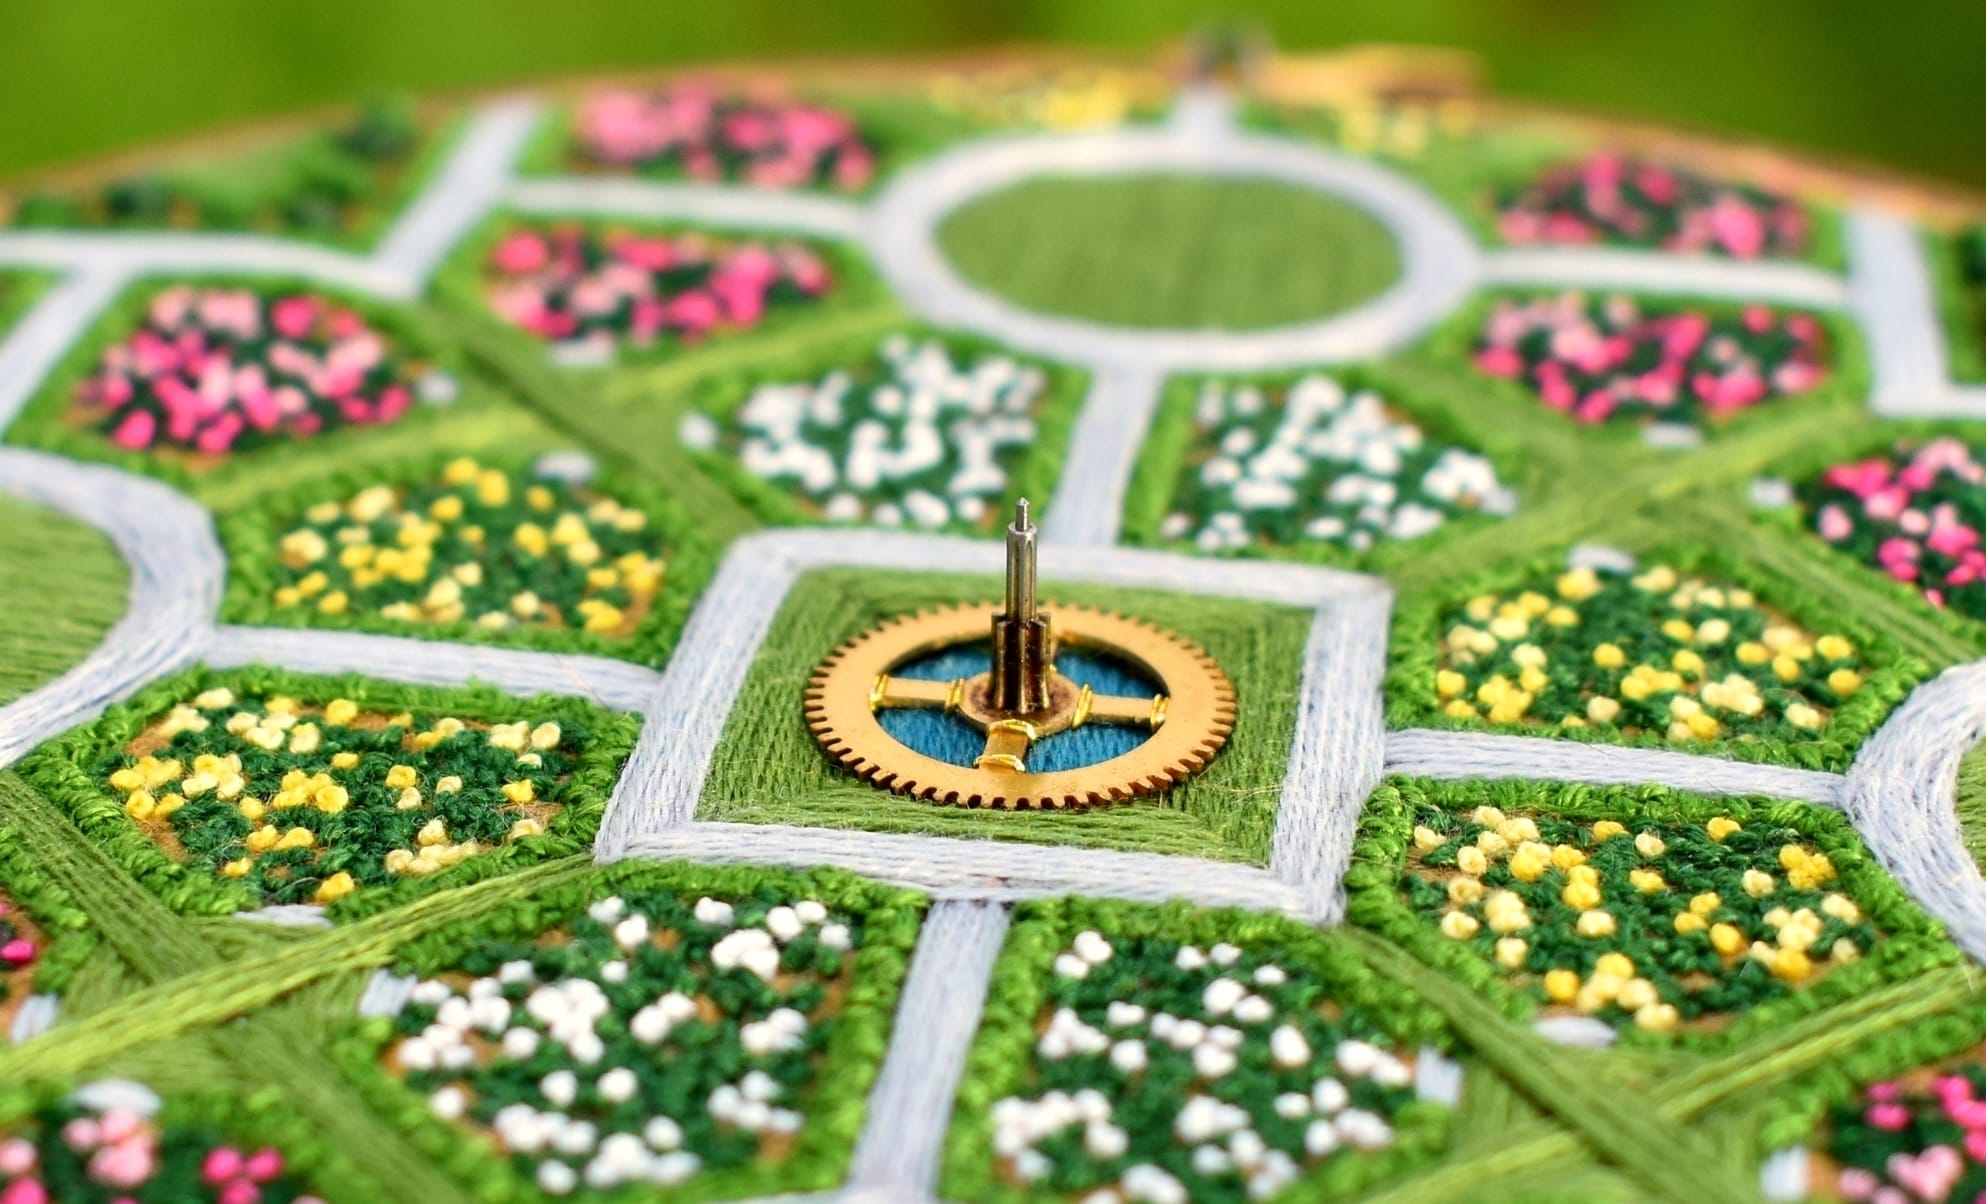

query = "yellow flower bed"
[1436,563,1867,746]
[98,685,580,906]
[270,457,666,637]
[1405,803,1879,1032]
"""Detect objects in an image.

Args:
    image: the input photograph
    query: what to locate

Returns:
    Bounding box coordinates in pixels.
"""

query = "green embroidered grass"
[0,493,128,708]
[944,897,1451,1204]
[21,666,638,919]
[935,174,1402,330]
[696,567,1309,864]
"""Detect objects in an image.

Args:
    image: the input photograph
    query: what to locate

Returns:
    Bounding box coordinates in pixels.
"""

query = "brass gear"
[804,602,1236,810]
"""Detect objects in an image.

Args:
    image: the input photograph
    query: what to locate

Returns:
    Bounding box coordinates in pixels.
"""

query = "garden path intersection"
[1,80,1986,1204]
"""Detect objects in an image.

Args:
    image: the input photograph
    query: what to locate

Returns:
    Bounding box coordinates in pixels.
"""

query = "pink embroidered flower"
[1474,292,1827,429]
[573,82,876,192]
[484,224,832,357]
[74,285,426,456]
[1804,438,1986,619]
[1496,151,1812,260]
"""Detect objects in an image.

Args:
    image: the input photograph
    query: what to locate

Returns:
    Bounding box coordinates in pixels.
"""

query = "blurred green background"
[3,0,1982,191]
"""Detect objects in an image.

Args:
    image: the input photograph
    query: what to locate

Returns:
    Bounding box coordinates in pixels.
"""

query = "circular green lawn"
[0,494,128,707]
[936,173,1403,331]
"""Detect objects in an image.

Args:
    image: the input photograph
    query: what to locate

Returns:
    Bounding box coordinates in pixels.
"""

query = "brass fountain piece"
[804,499,1236,809]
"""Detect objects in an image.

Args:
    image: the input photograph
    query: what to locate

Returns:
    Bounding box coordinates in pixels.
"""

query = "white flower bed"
[386,889,856,1196]
[991,931,1426,1201]
[1161,375,1515,555]
[683,335,1046,529]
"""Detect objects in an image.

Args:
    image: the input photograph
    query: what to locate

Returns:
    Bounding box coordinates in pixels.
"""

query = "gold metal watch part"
[804,602,1236,810]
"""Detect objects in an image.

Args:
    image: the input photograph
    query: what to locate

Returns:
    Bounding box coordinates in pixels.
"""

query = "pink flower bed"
[75,286,421,455]
[1474,293,1829,428]
[0,898,34,1004]
[1802,437,1986,616]
[485,224,833,356]
[1495,152,1813,260]
[1825,1064,1986,1202]
[573,83,876,191]
[0,1100,323,1204]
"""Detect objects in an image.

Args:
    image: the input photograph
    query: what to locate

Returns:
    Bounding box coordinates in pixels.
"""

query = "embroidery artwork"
[4,39,1986,1204]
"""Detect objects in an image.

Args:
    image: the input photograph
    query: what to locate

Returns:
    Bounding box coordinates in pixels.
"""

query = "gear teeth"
[806,600,1236,811]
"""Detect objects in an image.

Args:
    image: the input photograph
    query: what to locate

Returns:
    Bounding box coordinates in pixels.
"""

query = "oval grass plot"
[0,493,128,708]
[936,173,1402,331]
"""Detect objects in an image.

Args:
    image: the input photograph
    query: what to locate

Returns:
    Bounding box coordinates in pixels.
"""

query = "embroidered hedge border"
[0,272,54,346]
[1930,225,1986,387]
[0,100,456,252]
[16,665,638,923]
[1345,777,1956,1052]
[339,860,922,1204]
[1386,540,1928,772]
[943,896,1451,1204]
[695,566,1310,865]
[219,445,718,666]
[1121,364,1526,572]
[4,273,487,497]
[682,327,1085,536]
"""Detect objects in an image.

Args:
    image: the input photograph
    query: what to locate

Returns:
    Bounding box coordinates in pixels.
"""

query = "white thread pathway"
[0,449,221,770]
[1481,247,1848,310]
[1041,363,1164,546]
[1847,207,1986,418]
[866,125,1479,371]
[1385,728,1847,805]
[373,99,544,286]
[507,177,867,243]
[0,267,130,436]
[203,624,661,712]
[1839,658,1986,961]
[846,900,1009,1195]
